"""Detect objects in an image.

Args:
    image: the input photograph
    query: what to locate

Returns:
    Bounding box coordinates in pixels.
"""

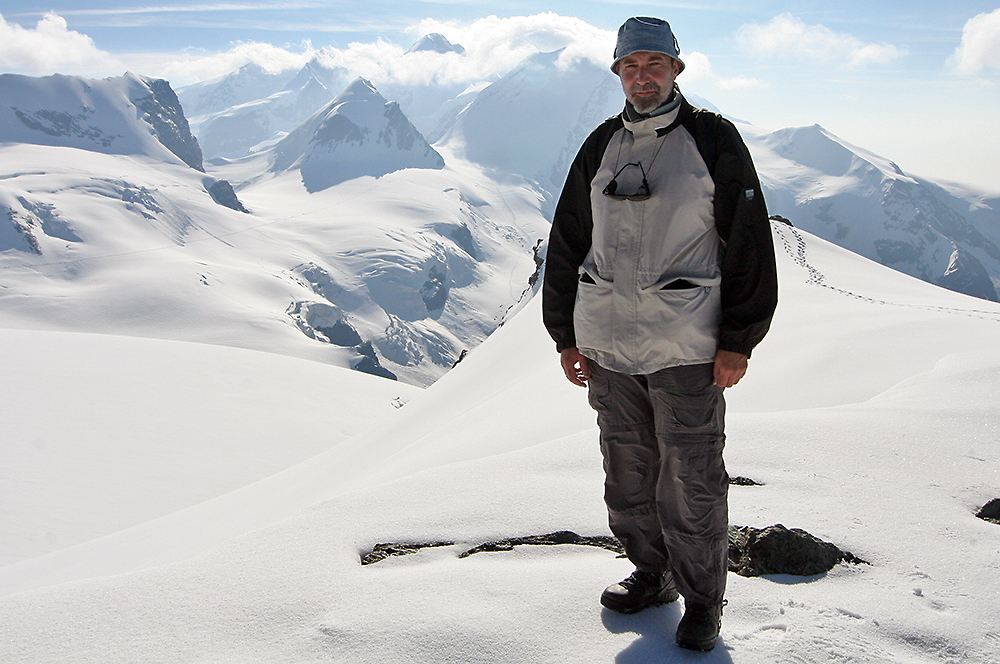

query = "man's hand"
[714,349,748,388]
[560,347,591,387]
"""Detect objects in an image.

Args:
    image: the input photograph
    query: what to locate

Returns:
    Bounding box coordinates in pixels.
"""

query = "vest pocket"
[573,271,613,354]
[636,283,720,364]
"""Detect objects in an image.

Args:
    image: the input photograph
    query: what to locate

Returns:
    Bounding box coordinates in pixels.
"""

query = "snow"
[0,129,549,387]
[1,222,999,663]
[2,53,1000,663]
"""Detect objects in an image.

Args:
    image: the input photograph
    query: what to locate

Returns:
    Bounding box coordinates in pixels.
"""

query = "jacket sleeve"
[710,117,779,358]
[542,118,619,352]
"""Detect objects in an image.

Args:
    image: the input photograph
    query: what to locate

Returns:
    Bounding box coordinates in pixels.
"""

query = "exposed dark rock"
[318,320,363,346]
[938,248,999,302]
[874,238,922,265]
[769,214,793,227]
[449,223,478,259]
[361,526,871,577]
[287,300,363,346]
[729,476,764,486]
[728,524,868,577]
[3,208,42,254]
[14,107,116,147]
[359,531,623,566]
[420,264,449,312]
[353,341,397,381]
[361,541,454,565]
[976,498,1000,525]
[459,531,623,558]
[528,238,544,287]
[16,196,80,242]
[206,179,249,213]
[133,76,204,172]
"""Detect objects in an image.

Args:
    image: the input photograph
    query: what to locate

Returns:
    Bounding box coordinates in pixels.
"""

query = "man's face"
[617,51,681,114]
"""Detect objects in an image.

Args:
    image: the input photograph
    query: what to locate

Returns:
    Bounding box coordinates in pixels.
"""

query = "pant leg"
[647,363,729,606]
[587,362,670,573]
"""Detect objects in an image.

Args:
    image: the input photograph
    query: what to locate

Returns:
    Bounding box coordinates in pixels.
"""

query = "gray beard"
[632,96,665,114]
[627,87,669,114]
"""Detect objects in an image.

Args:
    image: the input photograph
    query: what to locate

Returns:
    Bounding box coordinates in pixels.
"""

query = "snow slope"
[0,73,549,387]
[1,222,998,663]
[0,330,419,567]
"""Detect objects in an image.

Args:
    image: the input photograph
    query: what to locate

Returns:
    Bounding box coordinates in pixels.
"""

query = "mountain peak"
[0,72,203,171]
[407,33,465,55]
[271,78,444,191]
[762,123,911,183]
[336,77,381,102]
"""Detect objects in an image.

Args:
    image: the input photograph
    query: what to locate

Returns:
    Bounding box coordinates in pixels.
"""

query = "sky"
[1,1,999,191]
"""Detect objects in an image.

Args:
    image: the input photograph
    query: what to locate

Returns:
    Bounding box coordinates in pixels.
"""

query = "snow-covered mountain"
[270,77,445,191]
[179,57,351,159]
[0,69,547,387]
[2,38,999,393]
[407,32,466,55]
[0,71,203,171]
[747,124,1000,302]
[171,42,1000,307]
[437,49,623,198]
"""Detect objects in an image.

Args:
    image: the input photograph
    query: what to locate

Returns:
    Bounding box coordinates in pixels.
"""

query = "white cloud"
[407,13,615,79]
[681,51,764,90]
[144,12,618,88]
[0,12,123,76]
[951,8,1000,75]
[147,41,317,85]
[738,13,905,67]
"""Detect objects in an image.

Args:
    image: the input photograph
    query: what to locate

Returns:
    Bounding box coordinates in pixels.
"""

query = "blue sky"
[1,1,999,192]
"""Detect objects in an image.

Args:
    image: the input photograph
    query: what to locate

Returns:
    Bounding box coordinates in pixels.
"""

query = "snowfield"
[2,38,1000,663]
[1,222,998,663]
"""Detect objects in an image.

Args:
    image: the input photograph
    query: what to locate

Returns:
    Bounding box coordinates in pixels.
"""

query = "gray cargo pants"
[588,361,729,607]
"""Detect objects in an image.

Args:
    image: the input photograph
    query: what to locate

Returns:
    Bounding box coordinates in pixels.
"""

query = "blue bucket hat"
[610,17,685,74]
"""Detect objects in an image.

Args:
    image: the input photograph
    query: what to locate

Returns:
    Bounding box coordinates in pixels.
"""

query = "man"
[542,17,778,652]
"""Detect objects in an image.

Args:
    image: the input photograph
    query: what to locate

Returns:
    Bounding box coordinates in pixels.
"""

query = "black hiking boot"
[600,570,679,614]
[675,600,725,652]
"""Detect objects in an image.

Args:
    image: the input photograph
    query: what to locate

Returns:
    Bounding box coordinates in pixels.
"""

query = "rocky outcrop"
[977,499,1000,525]
[728,524,868,577]
[132,76,205,172]
[353,341,397,381]
[205,179,249,213]
[458,531,622,559]
[287,301,395,380]
[360,531,622,565]
[938,248,999,302]
[360,526,870,578]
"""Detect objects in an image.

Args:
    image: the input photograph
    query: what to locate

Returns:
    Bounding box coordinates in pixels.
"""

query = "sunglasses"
[602,162,650,201]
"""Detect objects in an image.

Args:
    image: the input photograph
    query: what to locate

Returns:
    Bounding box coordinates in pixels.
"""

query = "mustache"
[630,83,662,95]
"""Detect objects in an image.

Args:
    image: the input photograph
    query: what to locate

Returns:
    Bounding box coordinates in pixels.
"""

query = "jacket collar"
[622,85,690,135]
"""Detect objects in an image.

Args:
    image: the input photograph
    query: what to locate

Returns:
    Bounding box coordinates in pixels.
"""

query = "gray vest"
[574,105,722,374]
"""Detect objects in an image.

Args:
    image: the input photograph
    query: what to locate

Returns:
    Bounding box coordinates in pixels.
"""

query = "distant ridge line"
[773,222,1000,323]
